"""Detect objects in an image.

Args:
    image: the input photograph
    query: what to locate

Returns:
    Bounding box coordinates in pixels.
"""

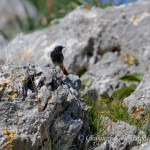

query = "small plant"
[76,67,87,78]
[82,72,149,148]
[133,59,139,65]
[118,73,144,82]
[81,78,90,89]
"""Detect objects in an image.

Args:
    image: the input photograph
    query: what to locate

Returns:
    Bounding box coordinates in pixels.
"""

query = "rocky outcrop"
[0,34,7,50]
[0,0,150,149]
[123,70,150,113]
[94,116,147,150]
[131,142,150,150]
[0,64,88,150]
[2,0,150,97]
[81,52,130,98]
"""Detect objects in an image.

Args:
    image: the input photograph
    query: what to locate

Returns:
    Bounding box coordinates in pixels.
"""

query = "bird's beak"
[62,47,65,50]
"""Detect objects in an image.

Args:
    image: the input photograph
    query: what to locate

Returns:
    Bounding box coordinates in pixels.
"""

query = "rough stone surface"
[123,70,150,112]
[2,0,150,98]
[81,52,130,98]
[0,34,7,49]
[131,142,150,150]
[0,1,150,150]
[0,35,7,65]
[0,64,88,150]
[94,116,147,150]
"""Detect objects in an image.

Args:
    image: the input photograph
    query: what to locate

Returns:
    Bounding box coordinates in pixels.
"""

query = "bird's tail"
[59,64,69,75]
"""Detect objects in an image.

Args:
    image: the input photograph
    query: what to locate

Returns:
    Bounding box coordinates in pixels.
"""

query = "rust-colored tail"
[59,64,69,75]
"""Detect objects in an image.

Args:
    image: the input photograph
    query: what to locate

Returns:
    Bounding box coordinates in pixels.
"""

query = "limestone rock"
[0,35,7,65]
[2,0,150,97]
[123,70,150,113]
[0,64,88,150]
[131,142,150,150]
[94,116,147,150]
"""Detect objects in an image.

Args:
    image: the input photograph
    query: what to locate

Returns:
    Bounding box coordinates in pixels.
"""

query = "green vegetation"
[118,73,144,82]
[25,0,137,24]
[1,0,134,40]
[80,78,90,89]
[76,67,87,78]
[133,58,139,65]
[81,73,150,148]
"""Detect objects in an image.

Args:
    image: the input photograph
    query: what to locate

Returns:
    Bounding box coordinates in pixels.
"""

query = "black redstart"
[50,45,69,75]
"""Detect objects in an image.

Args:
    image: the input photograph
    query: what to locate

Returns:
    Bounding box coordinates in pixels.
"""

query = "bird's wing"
[61,54,64,60]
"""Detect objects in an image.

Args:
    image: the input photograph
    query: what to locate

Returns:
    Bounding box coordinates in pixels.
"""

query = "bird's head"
[54,45,65,52]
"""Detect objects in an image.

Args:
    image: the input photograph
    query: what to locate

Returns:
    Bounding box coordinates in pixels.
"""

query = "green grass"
[118,73,144,82]
[80,78,90,89]
[76,67,87,78]
[83,90,150,148]
[81,73,150,148]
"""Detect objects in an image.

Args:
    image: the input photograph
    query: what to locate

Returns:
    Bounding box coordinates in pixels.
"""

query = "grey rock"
[2,0,150,97]
[0,64,88,150]
[81,52,130,98]
[0,34,7,46]
[0,35,7,55]
[1,0,149,69]
[80,49,145,98]
[94,116,147,150]
[123,70,150,113]
[131,142,150,150]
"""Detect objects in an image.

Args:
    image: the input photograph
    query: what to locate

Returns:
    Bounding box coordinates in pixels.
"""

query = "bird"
[50,45,69,75]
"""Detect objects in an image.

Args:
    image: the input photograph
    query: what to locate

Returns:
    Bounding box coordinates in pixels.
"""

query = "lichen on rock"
[0,64,88,150]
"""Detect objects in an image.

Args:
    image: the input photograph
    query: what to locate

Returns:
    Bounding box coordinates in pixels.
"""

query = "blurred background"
[0,0,138,41]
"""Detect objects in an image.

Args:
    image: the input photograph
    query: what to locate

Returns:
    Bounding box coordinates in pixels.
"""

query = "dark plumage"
[50,45,64,65]
[50,45,69,75]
